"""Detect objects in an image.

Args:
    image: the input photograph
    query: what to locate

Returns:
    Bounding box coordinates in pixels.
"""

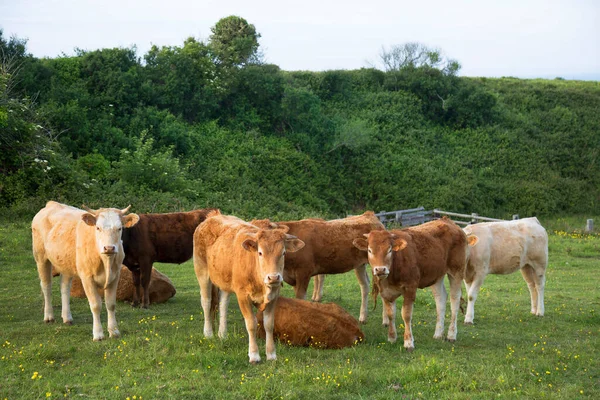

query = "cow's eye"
[258,251,263,257]
[388,248,392,254]
[368,248,372,254]
[282,250,286,256]
[96,227,100,231]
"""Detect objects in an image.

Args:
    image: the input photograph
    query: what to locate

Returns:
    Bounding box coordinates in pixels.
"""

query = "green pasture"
[0,217,598,399]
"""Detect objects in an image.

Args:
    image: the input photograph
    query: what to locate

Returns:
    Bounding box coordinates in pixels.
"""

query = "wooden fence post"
[585,219,594,233]
[512,214,519,220]
[471,213,478,224]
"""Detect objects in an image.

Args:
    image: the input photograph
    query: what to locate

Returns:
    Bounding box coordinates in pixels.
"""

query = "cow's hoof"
[433,334,444,340]
[64,320,73,326]
[464,321,474,326]
[382,323,389,328]
[141,304,149,309]
[359,319,367,325]
[130,301,139,308]
[109,330,121,339]
[404,347,414,353]
[44,318,55,324]
[93,336,105,342]
[447,338,456,343]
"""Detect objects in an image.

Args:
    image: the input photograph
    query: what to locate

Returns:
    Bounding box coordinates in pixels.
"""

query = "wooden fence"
[375,206,514,227]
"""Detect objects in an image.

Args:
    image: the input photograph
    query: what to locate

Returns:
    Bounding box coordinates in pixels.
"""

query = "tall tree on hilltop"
[208,16,261,68]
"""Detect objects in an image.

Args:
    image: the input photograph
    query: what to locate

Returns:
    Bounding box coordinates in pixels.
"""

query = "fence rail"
[375,206,508,227]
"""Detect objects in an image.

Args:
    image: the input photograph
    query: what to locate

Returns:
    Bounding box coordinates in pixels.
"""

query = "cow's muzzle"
[373,266,389,278]
[264,273,283,286]
[102,245,117,255]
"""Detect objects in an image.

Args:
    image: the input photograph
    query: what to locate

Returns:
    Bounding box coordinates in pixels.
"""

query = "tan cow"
[31,201,139,341]
[252,211,385,323]
[462,217,548,324]
[256,297,365,349]
[68,266,176,304]
[353,218,477,351]
[193,211,305,363]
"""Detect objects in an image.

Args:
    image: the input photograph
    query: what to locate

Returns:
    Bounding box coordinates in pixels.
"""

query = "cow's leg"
[139,260,153,309]
[531,265,546,317]
[238,298,261,364]
[400,290,416,351]
[80,277,104,341]
[382,298,397,343]
[430,277,447,339]
[293,274,310,300]
[104,277,120,338]
[60,274,73,325]
[194,256,214,338]
[262,300,277,361]
[36,259,54,323]
[447,274,462,342]
[218,290,230,339]
[464,274,485,325]
[131,269,142,307]
[520,265,539,315]
[311,274,324,302]
[354,265,370,324]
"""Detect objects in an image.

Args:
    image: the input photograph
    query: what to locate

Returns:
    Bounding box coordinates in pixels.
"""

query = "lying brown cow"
[353,217,477,351]
[193,211,305,363]
[122,208,216,308]
[256,297,364,349]
[252,211,385,323]
[66,266,176,304]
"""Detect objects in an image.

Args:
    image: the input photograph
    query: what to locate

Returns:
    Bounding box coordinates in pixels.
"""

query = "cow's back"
[466,218,548,275]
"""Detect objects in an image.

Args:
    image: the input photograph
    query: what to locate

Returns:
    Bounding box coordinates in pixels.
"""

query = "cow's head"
[242,229,304,288]
[82,205,140,255]
[353,230,407,279]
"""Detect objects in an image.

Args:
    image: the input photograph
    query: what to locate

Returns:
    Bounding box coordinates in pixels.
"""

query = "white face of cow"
[242,230,305,288]
[82,206,140,255]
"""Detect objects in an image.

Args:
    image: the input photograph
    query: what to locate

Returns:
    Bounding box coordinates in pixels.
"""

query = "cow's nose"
[265,273,282,285]
[373,267,389,276]
[103,245,116,254]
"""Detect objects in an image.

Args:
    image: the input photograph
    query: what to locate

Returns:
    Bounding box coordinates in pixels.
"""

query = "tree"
[208,16,261,68]
[379,42,460,75]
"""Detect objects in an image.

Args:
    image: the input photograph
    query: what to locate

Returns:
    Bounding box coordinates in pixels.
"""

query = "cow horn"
[82,205,97,214]
[121,205,131,214]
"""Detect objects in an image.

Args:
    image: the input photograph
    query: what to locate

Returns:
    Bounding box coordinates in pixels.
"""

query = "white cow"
[32,201,139,340]
[462,217,548,324]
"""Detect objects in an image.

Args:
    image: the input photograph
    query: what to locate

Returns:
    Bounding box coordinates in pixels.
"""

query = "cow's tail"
[210,284,220,322]
[371,278,380,311]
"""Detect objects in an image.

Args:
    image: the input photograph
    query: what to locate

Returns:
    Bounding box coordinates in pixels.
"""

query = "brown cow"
[193,211,305,363]
[122,208,216,308]
[256,297,365,349]
[32,201,139,341]
[68,266,176,304]
[353,218,478,351]
[252,211,385,323]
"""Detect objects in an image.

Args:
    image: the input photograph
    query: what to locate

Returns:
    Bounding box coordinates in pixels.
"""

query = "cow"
[256,297,365,349]
[193,211,305,364]
[251,211,385,323]
[31,201,139,341]
[67,266,176,305]
[121,208,216,308]
[462,217,548,324]
[353,217,478,351]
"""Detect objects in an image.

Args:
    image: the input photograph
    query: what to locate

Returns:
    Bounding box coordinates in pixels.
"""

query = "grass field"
[0,216,598,399]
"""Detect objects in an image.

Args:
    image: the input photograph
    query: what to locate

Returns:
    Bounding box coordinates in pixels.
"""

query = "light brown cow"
[68,266,176,304]
[353,218,477,351]
[31,201,139,341]
[256,297,365,349]
[252,211,385,323]
[193,211,305,363]
[462,217,548,324]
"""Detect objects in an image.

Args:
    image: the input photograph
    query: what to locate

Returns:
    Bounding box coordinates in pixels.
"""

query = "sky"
[1,0,599,80]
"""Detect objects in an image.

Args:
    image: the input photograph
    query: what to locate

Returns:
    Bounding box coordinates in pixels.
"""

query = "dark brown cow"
[193,211,305,364]
[252,211,385,323]
[353,218,478,351]
[122,208,216,308]
[256,297,365,349]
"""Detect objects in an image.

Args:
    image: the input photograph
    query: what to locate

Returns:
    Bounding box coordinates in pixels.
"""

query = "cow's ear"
[123,213,140,228]
[284,235,304,252]
[353,238,368,251]
[277,224,290,233]
[242,239,258,252]
[82,213,97,226]
[392,238,408,252]
[467,234,479,247]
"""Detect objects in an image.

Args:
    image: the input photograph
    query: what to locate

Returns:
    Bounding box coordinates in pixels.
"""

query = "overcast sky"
[1,0,599,80]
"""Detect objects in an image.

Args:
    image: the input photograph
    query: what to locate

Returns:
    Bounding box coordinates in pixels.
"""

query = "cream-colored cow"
[463,217,548,324]
[32,201,139,340]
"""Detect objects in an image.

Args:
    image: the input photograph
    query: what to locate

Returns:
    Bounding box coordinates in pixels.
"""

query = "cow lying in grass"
[353,217,477,351]
[32,201,139,341]
[462,217,548,324]
[256,297,364,349]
